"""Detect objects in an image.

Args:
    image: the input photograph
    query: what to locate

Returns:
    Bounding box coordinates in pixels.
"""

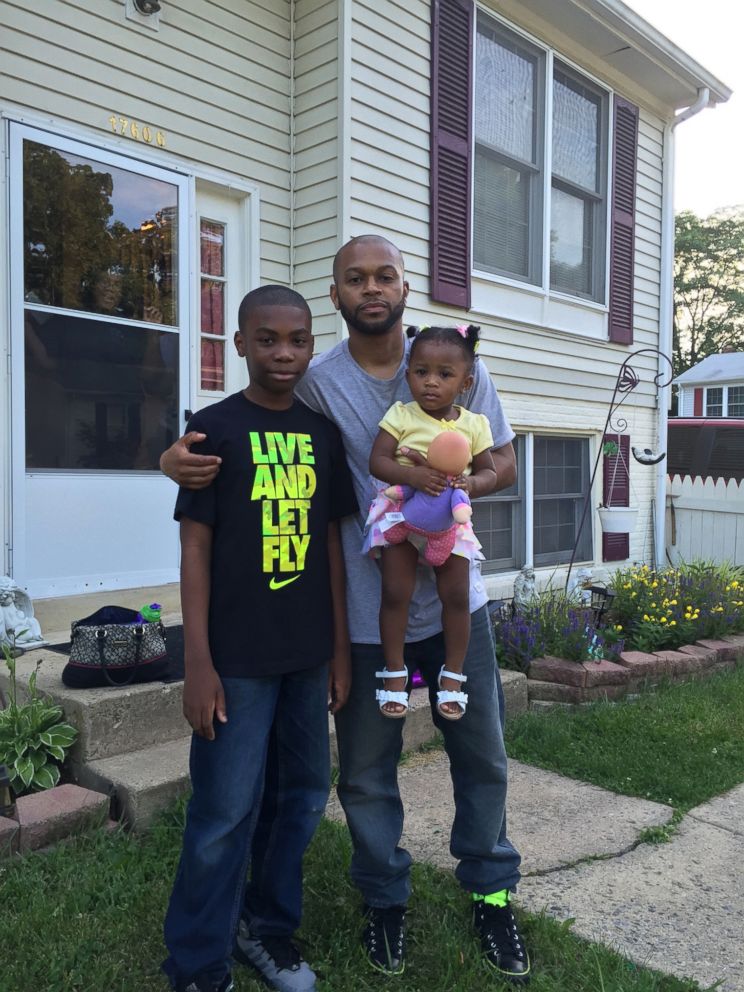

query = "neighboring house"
[673,352,744,418]
[0,0,730,601]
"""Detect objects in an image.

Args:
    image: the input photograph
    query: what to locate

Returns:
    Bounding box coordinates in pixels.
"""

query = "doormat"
[43,625,185,683]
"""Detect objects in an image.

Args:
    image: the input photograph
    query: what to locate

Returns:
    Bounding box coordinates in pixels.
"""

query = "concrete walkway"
[326,753,744,992]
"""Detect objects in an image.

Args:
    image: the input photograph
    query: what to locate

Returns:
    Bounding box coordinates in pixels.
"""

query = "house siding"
[293,0,341,352]
[0,0,293,282]
[347,0,666,574]
[0,0,294,578]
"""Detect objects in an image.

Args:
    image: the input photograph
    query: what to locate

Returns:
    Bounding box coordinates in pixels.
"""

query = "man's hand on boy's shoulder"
[328,651,351,714]
[183,661,228,739]
[160,431,222,489]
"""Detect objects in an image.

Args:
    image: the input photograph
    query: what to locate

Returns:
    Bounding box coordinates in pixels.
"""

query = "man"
[161,235,531,985]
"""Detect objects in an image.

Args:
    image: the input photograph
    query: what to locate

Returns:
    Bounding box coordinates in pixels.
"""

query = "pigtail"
[406,325,420,339]
[464,324,480,355]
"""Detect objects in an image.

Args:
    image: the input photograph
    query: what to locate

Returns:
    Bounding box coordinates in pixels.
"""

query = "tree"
[673,208,744,377]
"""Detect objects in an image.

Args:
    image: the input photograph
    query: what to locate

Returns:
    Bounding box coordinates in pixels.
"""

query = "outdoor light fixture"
[0,764,15,819]
[589,586,615,626]
[134,0,161,13]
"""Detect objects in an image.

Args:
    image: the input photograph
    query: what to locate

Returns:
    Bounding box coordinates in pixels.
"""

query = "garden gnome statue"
[513,566,536,609]
[0,576,45,650]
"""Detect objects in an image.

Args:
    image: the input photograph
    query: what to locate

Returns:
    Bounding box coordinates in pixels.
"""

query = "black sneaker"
[179,975,234,992]
[362,904,406,975]
[473,900,531,985]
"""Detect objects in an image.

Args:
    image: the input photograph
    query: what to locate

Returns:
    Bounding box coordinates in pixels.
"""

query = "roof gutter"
[655,86,711,567]
[673,86,711,128]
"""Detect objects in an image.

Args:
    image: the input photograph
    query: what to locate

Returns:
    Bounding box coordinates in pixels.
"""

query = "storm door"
[9,124,190,597]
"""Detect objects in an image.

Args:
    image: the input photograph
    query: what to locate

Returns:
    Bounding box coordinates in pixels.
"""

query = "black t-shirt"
[175,392,357,677]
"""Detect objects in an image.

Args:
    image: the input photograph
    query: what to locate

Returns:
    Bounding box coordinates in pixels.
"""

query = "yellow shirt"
[379,401,494,475]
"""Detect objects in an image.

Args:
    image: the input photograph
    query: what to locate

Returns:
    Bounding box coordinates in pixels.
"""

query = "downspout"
[654,86,710,567]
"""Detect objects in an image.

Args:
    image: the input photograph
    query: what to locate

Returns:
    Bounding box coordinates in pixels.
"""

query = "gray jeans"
[334,606,521,907]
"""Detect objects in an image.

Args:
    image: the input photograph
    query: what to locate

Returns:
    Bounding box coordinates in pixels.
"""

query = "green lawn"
[3,814,706,992]
[6,668,743,992]
[504,664,744,811]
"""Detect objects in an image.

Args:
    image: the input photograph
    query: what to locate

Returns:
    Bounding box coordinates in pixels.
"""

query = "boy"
[162,285,357,992]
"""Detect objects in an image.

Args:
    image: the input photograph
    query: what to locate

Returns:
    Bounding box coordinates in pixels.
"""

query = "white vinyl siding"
[293,0,341,352]
[0,0,293,285]
[347,0,666,581]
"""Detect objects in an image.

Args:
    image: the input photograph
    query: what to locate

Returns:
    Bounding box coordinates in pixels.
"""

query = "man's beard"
[337,295,407,336]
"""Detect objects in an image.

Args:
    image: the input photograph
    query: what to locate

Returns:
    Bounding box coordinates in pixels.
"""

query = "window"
[550,66,607,300]
[728,386,744,417]
[473,18,544,283]
[705,387,723,417]
[472,434,592,572]
[471,436,524,570]
[533,436,592,565]
[22,139,181,471]
[199,219,226,391]
[472,13,608,301]
[431,0,635,338]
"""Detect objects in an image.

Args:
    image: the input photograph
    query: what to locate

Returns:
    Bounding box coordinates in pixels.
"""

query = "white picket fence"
[666,474,744,566]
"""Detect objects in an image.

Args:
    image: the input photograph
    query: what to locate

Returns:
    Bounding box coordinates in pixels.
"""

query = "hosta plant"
[0,644,77,795]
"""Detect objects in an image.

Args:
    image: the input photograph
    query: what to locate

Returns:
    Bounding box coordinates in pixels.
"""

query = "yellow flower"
[643,614,650,622]
[660,616,667,624]
[670,599,677,606]
[651,581,658,588]
[732,580,739,589]
[615,624,623,631]
[669,620,677,626]
[650,602,657,608]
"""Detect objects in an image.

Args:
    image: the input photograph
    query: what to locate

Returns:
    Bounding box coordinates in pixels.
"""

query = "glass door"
[9,124,191,597]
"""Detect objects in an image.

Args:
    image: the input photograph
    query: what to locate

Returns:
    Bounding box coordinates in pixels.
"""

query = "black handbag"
[61,606,169,688]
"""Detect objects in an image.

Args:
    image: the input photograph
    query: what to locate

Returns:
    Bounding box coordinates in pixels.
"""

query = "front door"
[9,124,190,597]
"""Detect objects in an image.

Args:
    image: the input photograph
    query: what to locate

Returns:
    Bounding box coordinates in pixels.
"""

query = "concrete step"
[70,673,528,831]
[4,636,190,763]
[74,736,192,831]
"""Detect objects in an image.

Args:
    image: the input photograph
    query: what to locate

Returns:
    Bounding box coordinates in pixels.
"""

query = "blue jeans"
[334,606,520,907]
[162,664,330,987]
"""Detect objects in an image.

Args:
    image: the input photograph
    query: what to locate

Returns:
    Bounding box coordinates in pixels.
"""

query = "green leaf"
[33,762,59,791]
[16,755,35,788]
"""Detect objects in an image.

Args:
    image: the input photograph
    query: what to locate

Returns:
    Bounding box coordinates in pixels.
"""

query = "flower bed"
[493,561,744,707]
[526,636,744,706]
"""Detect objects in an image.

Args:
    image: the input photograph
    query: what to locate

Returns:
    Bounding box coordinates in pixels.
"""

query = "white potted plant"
[597,440,638,534]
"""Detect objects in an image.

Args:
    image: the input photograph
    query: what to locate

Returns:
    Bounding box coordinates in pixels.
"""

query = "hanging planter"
[597,505,638,533]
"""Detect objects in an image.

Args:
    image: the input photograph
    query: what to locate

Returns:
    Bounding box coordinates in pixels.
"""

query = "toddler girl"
[364,325,499,720]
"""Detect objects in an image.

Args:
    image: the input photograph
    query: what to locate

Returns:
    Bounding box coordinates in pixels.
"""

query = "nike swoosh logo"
[269,575,301,590]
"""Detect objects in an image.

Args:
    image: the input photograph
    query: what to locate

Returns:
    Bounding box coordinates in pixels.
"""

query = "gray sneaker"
[233,920,317,992]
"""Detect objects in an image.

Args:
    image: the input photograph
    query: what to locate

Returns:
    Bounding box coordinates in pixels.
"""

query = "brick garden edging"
[0,783,113,858]
[527,634,744,707]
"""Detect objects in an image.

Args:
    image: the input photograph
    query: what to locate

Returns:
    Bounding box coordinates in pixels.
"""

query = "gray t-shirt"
[295,337,515,644]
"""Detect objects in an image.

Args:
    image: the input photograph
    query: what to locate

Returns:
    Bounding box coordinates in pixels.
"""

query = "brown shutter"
[608,97,638,344]
[430,0,473,308]
[693,388,703,416]
[602,433,630,562]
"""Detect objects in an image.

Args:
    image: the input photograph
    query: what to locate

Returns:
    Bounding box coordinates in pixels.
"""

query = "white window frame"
[727,385,744,417]
[471,7,613,339]
[474,431,593,573]
[704,386,724,417]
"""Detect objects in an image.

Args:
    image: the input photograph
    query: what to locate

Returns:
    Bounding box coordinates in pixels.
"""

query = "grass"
[6,665,743,991]
[504,664,744,811]
[2,812,707,992]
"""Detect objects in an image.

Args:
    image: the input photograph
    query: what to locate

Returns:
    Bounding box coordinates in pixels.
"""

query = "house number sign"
[107,115,166,147]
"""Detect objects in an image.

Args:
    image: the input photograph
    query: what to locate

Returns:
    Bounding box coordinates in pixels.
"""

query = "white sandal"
[375,665,409,718]
[437,667,468,720]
